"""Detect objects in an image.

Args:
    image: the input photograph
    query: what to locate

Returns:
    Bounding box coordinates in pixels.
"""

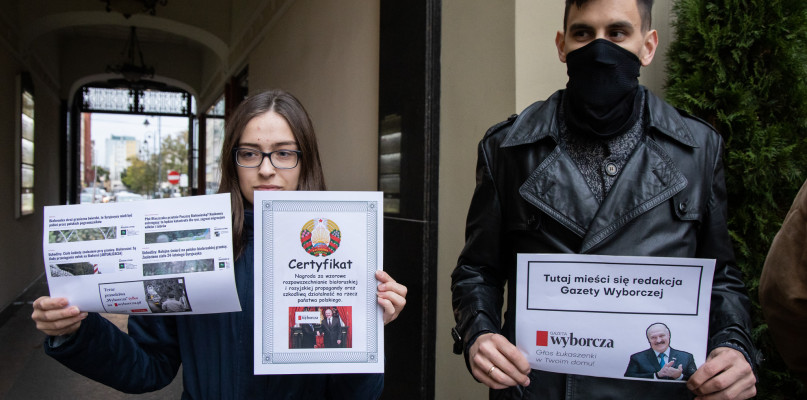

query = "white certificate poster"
[42,194,240,315]
[516,254,714,382]
[253,191,384,375]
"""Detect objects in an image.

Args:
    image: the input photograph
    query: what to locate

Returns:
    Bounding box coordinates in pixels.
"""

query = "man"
[320,308,342,348]
[624,323,697,380]
[450,0,758,398]
[760,178,807,384]
[300,323,317,348]
[160,293,185,313]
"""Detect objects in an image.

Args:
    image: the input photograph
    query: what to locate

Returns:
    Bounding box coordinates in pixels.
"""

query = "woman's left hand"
[376,270,407,325]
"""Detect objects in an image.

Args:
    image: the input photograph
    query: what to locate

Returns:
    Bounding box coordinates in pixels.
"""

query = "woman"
[32,89,407,399]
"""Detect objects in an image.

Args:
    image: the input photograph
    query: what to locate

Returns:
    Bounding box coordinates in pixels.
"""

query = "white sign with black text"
[42,194,240,315]
[516,253,715,382]
[253,191,384,375]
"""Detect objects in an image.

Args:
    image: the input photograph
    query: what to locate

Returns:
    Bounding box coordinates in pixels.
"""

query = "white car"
[80,192,95,204]
[81,186,108,203]
[115,191,144,202]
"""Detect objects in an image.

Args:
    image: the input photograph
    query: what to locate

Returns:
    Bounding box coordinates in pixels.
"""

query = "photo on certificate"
[288,306,353,349]
[253,191,384,375]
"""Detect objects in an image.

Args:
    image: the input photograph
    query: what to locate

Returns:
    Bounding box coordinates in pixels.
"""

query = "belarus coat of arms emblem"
[300,218,341,256]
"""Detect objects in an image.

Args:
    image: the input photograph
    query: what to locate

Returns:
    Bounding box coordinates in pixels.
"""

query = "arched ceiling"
[11,0,243,110]
[21,11,229,65]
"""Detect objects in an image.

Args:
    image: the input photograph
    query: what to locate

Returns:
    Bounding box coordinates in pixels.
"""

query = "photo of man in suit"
[319,308,343,348]
[625,323,697,380]
[300,322,317,348]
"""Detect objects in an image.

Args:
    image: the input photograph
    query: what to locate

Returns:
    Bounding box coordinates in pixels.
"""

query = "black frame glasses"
[233,147,302,169]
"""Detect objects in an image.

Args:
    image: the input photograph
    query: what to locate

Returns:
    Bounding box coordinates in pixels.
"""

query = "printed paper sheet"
[253,191,384,375]
[42,194,240,315]
[516,253,714,382]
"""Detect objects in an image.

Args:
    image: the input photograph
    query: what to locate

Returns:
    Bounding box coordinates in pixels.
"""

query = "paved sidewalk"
[0,275,182,399]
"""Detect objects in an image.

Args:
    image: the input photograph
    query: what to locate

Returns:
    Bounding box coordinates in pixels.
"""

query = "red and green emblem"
[300,218,341,256]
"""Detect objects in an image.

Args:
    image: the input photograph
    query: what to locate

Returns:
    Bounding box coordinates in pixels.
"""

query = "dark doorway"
[379,1,440,399]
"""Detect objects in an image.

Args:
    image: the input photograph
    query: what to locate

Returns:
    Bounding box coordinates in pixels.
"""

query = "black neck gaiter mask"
[563,39,643,138]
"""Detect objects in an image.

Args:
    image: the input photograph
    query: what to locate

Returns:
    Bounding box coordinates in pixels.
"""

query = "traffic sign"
[167,170,180,185]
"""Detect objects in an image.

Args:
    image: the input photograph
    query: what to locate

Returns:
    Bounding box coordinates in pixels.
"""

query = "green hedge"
[665,0,807,397]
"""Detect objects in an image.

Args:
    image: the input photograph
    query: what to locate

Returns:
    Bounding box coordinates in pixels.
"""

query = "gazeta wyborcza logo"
[536,330,614,348]
[300,218,341,257]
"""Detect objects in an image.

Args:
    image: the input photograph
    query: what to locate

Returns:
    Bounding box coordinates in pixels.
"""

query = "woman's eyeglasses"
[233,148,301,169]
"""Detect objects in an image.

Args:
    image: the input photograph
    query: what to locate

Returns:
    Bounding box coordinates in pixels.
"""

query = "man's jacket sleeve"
[451,136,507,360]
[697,141,759,369]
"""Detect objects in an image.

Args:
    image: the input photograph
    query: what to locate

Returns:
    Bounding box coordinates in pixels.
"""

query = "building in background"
[105,135,138,187]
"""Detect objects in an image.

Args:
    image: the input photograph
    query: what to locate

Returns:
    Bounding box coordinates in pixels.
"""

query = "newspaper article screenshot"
[43,193,240,315]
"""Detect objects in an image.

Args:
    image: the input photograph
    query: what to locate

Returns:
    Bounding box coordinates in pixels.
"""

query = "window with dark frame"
[205,96,225,194]
[18,73,35,217]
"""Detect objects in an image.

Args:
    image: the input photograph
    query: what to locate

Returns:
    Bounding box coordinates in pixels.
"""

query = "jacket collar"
[501,87,699,148]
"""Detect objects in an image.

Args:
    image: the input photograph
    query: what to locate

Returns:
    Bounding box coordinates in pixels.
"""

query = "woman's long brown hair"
[218,89,326,258]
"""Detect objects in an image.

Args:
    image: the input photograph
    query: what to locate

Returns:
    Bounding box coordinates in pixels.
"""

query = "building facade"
[0,1,672,398]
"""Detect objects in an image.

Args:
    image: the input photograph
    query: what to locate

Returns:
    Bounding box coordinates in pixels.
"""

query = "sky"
[89,113,191,168]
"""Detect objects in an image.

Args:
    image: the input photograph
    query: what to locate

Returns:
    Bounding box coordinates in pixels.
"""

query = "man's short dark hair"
[646,322,670,340]
[563,0,654,32]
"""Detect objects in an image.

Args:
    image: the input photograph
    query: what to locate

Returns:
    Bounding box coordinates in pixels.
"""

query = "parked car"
[114,191,144,202]
[81,186,112,203]
[80,192,95,204]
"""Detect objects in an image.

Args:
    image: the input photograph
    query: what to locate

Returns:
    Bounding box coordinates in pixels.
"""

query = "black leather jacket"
[451,88,757,399]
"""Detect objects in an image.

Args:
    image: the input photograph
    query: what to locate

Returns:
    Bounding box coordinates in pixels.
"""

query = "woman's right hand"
[31,296,87,336]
